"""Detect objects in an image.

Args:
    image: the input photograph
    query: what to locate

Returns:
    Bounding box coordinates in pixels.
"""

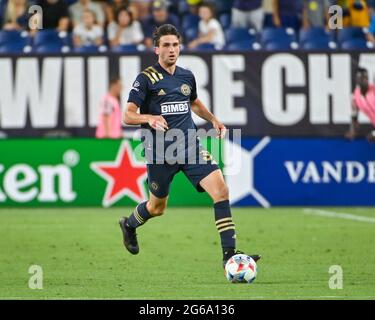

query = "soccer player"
[119,24,261,267]
[346,67,375,142]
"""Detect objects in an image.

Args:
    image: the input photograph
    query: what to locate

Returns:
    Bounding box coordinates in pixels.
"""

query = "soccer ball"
[225,254,257,284]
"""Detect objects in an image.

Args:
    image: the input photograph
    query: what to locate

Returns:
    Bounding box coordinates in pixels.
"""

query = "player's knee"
[214,184,229,202]
[148,202,166,216]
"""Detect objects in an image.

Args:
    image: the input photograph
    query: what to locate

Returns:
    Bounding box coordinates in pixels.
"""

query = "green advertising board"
[0,138,222,207]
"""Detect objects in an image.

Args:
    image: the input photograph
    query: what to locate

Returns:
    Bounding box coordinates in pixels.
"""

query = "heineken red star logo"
[90,141,148,207]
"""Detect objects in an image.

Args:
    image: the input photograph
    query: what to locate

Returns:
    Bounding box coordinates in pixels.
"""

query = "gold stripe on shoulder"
[149,66,163,80]
[142,71,155,84]
[145,67,160,82]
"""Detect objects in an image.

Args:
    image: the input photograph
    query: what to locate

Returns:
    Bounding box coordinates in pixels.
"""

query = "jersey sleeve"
[127,73,149,111]
[190,73,198,102]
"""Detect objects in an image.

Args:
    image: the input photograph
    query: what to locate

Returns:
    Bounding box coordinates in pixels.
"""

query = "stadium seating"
[35,44,70,53]
[302,39,336,50]
[178,0,190,16]
[260,27,297,46]
[0,30,31,54]
[340,38,374,50]
[191,43,217,51]
[299,27,330,45]
[184,28,199,42]
[264,40,299,51]
[182,14,200,30]
[219,13,231,30]
[74,45,104,54]
[337,27,367,45]
[226,40,259,51]
[225,27,256,46]
[34,30,70,53]
[214,0,234,14]
[112,44,140,53]
[0,3,374,54]
[299,27,337,51]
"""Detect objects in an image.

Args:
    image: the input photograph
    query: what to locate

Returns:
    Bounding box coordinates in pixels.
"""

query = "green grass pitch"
[0,207,374,300]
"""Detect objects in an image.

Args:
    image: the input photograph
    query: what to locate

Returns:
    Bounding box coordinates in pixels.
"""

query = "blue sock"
[214,200,236,251]
[127,201,152,229]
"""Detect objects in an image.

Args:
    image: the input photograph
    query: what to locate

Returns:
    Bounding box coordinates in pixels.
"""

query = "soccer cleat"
[119,217,139,255]
[222,249,261,268]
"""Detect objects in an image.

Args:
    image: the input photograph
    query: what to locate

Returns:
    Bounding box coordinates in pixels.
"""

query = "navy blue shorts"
[147,153,220,198]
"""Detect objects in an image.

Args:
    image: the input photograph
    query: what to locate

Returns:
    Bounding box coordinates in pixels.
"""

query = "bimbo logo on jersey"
[161,101,189,115]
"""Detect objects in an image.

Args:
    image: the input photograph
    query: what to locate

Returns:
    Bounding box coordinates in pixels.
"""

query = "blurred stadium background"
[0,0,375,299]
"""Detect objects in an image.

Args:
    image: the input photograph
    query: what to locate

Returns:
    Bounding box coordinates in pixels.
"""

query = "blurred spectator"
[73,9,103,47]
[166,0,179,16]
[334,0,351,26]
[108,6,144,47]
[215,0,234,14]
[302,0,330,29]
[0,0,9,27]
[36,0,69,31]
[95,76,123,139]
[2,0,29,30]
[129,0,153,20]
[186,0,203,15]
[272,0,302,29]
[69,0,105,27]
[142,0,179,48]
[333,0,371,27]
[231,0,264,31]
[105,0,129,24]
[263,0,275,27]
[128,1,141,20]
[348,0,370,27]
[188,2,225,49]
[346,67,375,142]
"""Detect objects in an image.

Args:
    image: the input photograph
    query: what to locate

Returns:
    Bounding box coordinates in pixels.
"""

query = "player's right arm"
[123,102,168,131]
[123,73,168,131]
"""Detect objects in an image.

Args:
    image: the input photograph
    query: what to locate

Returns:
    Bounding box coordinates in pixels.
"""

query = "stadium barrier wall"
[0,51,374,138]
[0,138,374,207]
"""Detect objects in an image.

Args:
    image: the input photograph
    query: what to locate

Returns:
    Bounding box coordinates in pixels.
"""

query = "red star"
[91,141,148,207]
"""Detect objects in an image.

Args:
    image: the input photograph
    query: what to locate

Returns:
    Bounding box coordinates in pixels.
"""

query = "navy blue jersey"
[128,63,200,163]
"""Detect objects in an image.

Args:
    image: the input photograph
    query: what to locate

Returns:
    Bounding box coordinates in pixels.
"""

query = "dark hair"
[152,24,182,47]
[357,67,368,74]
[199,1,216,18]
[115,6,133,26]
[109,76,121,86]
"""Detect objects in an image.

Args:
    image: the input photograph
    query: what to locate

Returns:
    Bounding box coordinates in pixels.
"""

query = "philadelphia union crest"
[181,84,191,96]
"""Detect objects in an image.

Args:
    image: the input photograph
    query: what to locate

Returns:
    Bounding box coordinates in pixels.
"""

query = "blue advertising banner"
[225,138,375,207]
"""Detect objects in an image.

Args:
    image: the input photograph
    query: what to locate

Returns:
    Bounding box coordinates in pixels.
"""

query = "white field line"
[2,296,375,300]
[303,208,375,224]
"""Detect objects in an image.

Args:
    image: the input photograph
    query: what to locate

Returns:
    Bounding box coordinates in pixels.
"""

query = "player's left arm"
[191,98,226,139]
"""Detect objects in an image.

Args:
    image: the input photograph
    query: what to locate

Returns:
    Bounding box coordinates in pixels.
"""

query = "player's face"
[155,35,180,66]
